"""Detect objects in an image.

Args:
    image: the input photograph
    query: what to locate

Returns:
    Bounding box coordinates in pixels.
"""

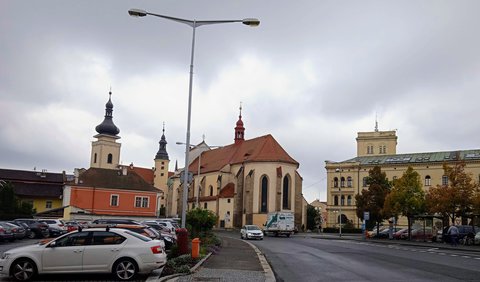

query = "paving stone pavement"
[166,234,273,282]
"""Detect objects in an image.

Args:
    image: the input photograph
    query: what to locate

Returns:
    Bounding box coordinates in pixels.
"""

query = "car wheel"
[113,258,138,280]
[11,258,37,281]
[27,232,36,239]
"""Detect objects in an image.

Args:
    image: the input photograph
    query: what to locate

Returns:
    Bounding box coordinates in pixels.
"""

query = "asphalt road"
[220,231,480,282]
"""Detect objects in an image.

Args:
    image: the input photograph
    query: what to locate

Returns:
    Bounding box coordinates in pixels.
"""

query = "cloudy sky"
[2,1,480,203]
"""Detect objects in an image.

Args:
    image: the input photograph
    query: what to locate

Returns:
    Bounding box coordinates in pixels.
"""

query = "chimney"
[122,166,128,176]
[74,168,80,184]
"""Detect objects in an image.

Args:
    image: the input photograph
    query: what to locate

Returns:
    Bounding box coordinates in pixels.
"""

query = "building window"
[227,199,231,203]
[161,161,164,165]
[110,194,119,206]
[425,175,431,186]
[135,196,149,208]
[45,201,52,209]
[334,195,338,206]
[260,175,268,213]
[442,175,448,186]
[340,177,345,188]
[347,176,352,187]
[282,175,290,209]
[94,153,97,163]
[209,185,214,196]
[363,177,368,187]
[161,173,164,176]
[340,195,345,206]
[161,166,164,170]
[107,153,113,164]
[347,195,352,206]
[204,203,208,209]
[333,177,338,188]
[383,145,386,154]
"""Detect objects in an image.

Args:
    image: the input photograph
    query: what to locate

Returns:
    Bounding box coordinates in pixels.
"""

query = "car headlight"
[1,253,10,260]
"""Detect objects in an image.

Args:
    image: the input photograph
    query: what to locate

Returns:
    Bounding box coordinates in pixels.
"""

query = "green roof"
[341,149,480,166]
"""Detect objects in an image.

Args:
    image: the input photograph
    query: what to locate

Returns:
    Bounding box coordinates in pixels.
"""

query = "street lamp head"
[242,18,260,27]
[128,8,147,17]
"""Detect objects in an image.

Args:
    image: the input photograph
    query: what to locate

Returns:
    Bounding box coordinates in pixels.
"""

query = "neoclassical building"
[325,124,480,228]
[167,108,306,229]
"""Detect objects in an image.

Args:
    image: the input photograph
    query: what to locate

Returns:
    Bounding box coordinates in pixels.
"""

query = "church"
[168,107,306,230]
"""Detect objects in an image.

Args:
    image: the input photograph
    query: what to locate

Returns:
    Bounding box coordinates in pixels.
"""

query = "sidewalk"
[164,233,275,282]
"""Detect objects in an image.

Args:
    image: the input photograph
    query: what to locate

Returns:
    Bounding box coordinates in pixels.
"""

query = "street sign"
[179,171,193,184]
[364,211,370,221]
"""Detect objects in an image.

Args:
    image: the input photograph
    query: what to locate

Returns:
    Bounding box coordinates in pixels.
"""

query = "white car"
[0,227,166,281]
[240,225,264,240]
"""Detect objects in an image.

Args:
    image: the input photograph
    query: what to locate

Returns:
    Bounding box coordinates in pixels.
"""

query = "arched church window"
[107,153,113,164]
[260,175,268,213]
[282,175,290,210]
[209,185,214,196]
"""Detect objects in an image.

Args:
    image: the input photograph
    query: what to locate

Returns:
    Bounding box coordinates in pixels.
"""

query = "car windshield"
[247,226,260,230]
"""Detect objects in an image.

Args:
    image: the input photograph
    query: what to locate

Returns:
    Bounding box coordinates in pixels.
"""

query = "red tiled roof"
[219,183,234,198]
[72,168,158,192]
[189,134,298,174]
[130,167,154,185]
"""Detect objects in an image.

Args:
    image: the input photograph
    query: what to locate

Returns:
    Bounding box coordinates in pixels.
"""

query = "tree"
[306,205,320,231]
[0,181,34,219]
[355,166,391,231]
[186,208,218,238]
[384,167,425,238]
[426,161,477,225]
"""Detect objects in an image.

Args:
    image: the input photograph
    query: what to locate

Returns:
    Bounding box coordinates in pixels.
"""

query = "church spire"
[155,122,169,160]
[375,113,379,132]
[234,103,245,144]
[95,90,120,136]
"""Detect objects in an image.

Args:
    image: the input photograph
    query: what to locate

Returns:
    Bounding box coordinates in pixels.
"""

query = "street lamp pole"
[335,168,342,237]
[128,9,259,228]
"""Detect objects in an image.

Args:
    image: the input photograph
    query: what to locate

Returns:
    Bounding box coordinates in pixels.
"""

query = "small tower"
[90,91,121,169]
[234,103,245,144]
[356,120,397,157]
[154,123,170,214]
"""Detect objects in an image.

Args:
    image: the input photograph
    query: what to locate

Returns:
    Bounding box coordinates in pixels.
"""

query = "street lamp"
[335,168,342,237]
[129,8,259,228]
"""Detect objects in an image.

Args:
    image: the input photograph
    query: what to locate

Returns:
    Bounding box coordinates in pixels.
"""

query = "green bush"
[186,208,218,238]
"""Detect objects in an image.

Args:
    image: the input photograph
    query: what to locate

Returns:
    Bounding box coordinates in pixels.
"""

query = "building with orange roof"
[168,107,306,229]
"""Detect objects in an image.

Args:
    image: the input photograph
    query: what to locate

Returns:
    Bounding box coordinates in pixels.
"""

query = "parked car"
[47,226,68,237]
[367,226,388,238]
[8,222,31,240]
[393,228,408,240]
[142,221,176,250]
[37,219,66,231]
[443,225,476,244]
[4,222,26,240]
[13,219,49,239]
[91,219,142,225]
[370,227,400,239]
[0,222,16,242]
[475,231,480,245]
[91,224,159,240]
[0,227,166,281]
[240,225,264,240]
[152,220,177,234]
[410,228,433,241]
[64,221,90,232]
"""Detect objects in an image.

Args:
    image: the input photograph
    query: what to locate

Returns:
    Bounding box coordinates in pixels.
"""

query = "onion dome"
[95,91,120,136]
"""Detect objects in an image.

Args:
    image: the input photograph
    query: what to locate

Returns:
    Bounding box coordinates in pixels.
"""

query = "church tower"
[234,104,245,144]
[154,124,170,214]
[154,124,170,189]
[90,91,121,169]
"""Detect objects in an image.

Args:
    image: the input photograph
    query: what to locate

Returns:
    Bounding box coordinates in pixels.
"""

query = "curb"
[158,252,213,282]
[241,239,276,282]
